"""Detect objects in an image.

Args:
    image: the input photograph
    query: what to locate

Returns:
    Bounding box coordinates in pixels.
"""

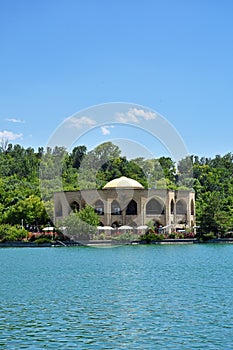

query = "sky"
[0,0,233,160]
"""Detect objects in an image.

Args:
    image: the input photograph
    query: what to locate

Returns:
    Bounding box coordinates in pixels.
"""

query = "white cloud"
[115,108,157,123]
[100,125,114,135]
[129,108,156,120]
[116,111,139,123]
[66,116,96,128]
[5,118,25,123]
[0,130,23,141]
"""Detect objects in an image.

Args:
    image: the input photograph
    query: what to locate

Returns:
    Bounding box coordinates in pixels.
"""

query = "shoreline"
[1,238,233,247]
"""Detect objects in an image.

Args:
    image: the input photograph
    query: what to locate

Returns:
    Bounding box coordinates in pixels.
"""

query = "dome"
[103,176,144,189]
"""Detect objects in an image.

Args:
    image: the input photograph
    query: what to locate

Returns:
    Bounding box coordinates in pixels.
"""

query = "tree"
[177,156,194,189]
[61,205,100,241]
[158,157,176,183]
[69,145,87,169]
[0,138,8,153]
[0,224,28,242]
[90,142,121,164]
[78,142,122,189]
[95,156,148,188]
[4,195,48,226]
[193,153,233,235]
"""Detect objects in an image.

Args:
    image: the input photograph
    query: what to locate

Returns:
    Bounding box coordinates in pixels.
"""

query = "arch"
[70,201,79,212]
[176,200,187,215]
[126,200,137,215]
[191,199,195,215]
[170,199,174,214]
[111,200,122,215]
[55,201,62,217]
[95,199,104,215]
[146,198,164,215]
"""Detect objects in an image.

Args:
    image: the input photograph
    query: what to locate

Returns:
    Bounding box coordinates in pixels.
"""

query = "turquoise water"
[1,245,233,349]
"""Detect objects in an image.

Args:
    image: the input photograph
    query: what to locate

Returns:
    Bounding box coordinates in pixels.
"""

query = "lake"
[1,244,233,349]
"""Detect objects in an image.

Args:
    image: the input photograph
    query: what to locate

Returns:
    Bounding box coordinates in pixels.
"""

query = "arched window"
[146,198,164,215]
[126,200,137,215]
[191,199,194,215]
[176,200,187,215]
[95,200,104,215]
[170,199,174,214]
[55,201,62,217]
[111,200,121,215]
[70,201,79,212]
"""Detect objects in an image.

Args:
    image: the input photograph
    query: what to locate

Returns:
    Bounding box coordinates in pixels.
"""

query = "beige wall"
[54,188,195,231]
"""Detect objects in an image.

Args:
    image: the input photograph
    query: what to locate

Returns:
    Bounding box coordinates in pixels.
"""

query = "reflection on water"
[1,245,233,349]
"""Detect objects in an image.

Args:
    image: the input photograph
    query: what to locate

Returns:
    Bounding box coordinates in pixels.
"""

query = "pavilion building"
[54,176,195,232]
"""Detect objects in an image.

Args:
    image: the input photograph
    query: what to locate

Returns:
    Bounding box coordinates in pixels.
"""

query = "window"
[176,200,187,215]
[95,200,104,215]
[126,200,137,215]
[146,198,164,215]
[111,200,122,215]
[114,207,121,215]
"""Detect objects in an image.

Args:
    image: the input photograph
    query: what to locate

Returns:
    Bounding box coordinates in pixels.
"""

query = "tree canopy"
[0,140,233,236]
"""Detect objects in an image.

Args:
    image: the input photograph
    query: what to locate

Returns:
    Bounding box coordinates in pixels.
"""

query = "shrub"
[184,231,195,238]
[176,232,184,239]
[200,232,217,242]
[114,232,138,242]
[34,237,51,244]
[140,232,164,243]
[98,233,106,240]
[0,224,28,242]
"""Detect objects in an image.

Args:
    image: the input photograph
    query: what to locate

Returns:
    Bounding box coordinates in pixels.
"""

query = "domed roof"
[103,176,144,189]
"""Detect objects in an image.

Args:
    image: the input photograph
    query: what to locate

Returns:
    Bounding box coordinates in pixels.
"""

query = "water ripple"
[1,245,233,349]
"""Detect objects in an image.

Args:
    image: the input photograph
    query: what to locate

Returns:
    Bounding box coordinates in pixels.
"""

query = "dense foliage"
[0,140,233,240]
[60,205,100,241]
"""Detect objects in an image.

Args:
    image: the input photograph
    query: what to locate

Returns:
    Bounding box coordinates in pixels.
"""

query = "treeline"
[0,141,233,236]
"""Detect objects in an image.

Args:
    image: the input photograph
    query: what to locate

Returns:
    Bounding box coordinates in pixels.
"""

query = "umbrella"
[42,226,55,231]
[97,226,114,230]
[136,225,148,230]
[119,225,133,230]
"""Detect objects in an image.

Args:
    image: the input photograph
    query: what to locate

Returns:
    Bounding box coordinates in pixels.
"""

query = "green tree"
[96,156,148,188]
[4,195,48,226]
[0,224,28,242]
[158,156,176,183]
[69,145,87,169]
[61,205,100,241]
[177,156,194,189]
[78,142,122,189]
[193,153,233,235]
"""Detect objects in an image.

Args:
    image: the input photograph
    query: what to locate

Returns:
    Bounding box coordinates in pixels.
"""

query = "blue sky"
[0,0,232,160]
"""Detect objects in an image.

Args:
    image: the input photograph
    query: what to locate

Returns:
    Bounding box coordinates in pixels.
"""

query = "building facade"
[54,176,195,232]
